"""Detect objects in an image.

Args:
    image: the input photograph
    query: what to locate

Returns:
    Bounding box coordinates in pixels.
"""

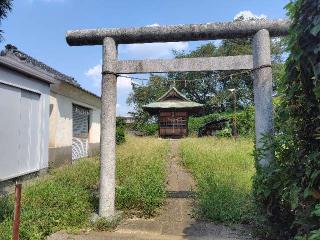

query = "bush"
[0,137,168,239]
[116,118,126,144]
[116,127,125,144]
[138,123,158,136]
[189,107,254,136]
[236,107,254,136]
[215,127,232,137]
[180,137,255,223]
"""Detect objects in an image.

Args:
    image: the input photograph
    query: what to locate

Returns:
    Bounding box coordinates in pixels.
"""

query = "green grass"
[0,136,168,240]
[180,137,255,224]
[116,137,168,215]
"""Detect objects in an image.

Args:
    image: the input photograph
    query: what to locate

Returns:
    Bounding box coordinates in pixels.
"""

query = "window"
[72,104,90,138]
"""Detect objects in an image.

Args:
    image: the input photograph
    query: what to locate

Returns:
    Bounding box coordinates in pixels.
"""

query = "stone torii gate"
[66,19,289,219]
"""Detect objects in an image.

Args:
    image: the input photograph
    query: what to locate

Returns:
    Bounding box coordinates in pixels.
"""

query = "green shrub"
[139,123,158,136]
[116,117,126,129]
[189,107,254,136]
[116,118,126,144]
[116,127,126,144]
[180,137,255,223]
[236,107,254,136]
[215,126,232,137]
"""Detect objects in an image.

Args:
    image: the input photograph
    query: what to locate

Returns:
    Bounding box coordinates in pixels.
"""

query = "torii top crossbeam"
[66,19,289,45]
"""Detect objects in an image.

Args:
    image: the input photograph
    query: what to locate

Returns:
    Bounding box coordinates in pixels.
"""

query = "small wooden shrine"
[143,87,203,138]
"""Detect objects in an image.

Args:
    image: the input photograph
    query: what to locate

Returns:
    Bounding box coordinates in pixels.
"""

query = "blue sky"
[1,0,289,115]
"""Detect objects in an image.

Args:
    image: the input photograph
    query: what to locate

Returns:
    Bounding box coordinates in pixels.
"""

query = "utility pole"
[228,88,237,138]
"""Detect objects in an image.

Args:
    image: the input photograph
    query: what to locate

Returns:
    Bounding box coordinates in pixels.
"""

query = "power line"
[117,70,251,85]
[116,65,270,86]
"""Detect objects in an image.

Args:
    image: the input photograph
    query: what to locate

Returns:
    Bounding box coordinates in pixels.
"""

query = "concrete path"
[49,140,253,240]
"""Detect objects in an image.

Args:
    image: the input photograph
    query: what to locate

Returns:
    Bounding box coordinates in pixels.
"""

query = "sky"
[1,0,289,115]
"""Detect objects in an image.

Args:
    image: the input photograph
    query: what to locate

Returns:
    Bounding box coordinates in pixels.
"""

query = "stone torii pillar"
[252,29,274,167]
[99,37,118,217]
[66,19,289,219]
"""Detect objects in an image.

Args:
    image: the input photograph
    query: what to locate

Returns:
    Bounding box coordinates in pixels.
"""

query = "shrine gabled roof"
[157,87,190,101]
[143,101,203,109]
[142,87,203,113]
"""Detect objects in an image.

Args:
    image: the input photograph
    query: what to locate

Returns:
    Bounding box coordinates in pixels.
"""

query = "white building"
[0,45,101,182]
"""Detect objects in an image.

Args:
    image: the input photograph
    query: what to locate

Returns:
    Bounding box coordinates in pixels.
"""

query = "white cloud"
[85,63,101,88]
[234,10,267,21]
[117,75,132,89]
[85,63,132,90]
[146,23,160,27]
[85,64,133,115]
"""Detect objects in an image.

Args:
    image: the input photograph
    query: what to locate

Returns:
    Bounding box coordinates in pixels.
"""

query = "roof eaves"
[1,44,101,99]
[143,101,203,109]
[1,44,80,87]
[0,56,55,84]
[65,81,101,99]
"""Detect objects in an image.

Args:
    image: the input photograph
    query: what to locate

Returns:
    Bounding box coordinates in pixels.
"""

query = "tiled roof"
[1,44,80,87]
[0,44,100,98]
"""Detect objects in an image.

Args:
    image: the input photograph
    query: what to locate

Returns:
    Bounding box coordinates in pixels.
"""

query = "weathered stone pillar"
[252,29,274,167]
[99,37,117,218]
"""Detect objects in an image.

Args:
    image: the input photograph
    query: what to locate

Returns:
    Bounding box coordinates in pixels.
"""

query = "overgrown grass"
[180,137,255,224]
[116,137,168,215]
[0,136,168,240]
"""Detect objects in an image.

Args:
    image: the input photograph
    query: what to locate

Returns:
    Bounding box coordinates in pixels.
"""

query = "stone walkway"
[49,140,253,240]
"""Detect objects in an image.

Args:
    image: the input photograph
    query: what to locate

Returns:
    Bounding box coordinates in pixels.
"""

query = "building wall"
[0,65,50,181]
[89,109,101,156]
[49,81,101,167]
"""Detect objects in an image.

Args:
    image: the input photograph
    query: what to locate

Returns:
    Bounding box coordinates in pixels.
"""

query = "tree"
[0,0,12,41]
